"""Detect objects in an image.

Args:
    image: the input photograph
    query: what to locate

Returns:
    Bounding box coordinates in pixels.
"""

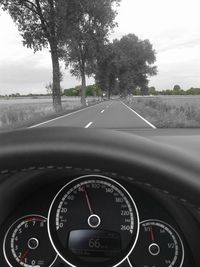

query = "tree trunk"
[107,88,111,100]
[81,64,86,106]
[50,43,62,112]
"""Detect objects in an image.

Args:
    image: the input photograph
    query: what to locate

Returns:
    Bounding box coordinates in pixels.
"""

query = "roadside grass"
[124,96,200,128]
[0,97,97,130]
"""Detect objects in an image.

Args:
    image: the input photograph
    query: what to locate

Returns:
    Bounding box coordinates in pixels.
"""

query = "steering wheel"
[0,127,200,212]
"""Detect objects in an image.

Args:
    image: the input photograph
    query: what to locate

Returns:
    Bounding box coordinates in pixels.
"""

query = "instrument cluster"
[1,174,196,267]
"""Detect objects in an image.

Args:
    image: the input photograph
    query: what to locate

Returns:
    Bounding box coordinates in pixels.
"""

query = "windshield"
[0,0,200,131]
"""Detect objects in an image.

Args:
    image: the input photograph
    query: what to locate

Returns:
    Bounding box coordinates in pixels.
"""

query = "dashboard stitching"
[1,166,200,213]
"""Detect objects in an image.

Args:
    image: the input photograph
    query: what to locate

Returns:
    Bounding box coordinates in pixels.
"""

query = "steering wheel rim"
[0,127,200,211]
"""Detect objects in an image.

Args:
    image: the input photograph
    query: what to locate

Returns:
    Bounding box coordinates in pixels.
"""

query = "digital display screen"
[68,230,121,258]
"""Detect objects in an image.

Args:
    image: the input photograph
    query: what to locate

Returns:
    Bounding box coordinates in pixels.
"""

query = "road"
[29,100,156,129]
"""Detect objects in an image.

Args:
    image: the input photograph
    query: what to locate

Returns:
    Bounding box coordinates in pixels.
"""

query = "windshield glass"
[0,0,200,130]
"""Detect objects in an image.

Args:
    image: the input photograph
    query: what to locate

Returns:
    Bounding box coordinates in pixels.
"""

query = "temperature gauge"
[3,215,57,267]
[128,219,184,267]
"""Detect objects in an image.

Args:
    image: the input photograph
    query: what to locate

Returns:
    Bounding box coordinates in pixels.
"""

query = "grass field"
[0,96,98,130]
[125,96,200,128]
[2,95,200,129]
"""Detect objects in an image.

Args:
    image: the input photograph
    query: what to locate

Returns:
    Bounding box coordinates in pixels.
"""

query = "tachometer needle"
[150,225,155,243]
[20,249,29,262]
[83,186,94,215]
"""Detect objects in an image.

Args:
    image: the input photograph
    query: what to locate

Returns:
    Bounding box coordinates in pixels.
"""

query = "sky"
[0,0,200,95]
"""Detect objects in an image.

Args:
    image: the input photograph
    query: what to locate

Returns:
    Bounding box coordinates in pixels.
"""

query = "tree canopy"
[173,84,181,91]
[0,0,69,111]
[96,34,157,97]
[0,0,158,105]
[0,0,120,108]
[61,0,120,105]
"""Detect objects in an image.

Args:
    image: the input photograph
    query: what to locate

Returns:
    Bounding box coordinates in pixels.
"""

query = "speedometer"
[48,175,139,267]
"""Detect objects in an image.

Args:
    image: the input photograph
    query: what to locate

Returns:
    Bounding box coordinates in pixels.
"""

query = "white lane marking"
[105,101,112,109]
[85,122,93,128]
[101,109,105,113]
[107,105,111,108]
[120,101,157,129]
[28,102,103,128]
[107,102,113,108]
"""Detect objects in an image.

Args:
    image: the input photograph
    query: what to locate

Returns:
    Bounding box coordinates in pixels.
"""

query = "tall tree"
[95,34,157,97]
[62,0,120,106]
[0,0,67,111]
[116,34,157,96]
[95,43,120,98]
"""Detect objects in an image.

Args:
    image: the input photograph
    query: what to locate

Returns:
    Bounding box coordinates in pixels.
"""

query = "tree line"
[63,84,103,97]
[148,85,200,96]
[0,0,157,111]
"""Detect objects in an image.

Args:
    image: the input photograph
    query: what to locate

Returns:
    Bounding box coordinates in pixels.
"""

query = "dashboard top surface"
[119,128,200,158]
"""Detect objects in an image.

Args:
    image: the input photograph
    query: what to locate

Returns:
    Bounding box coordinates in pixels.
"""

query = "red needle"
[20,250,29,262]
[83,186,94,215]
[150,225,155,242]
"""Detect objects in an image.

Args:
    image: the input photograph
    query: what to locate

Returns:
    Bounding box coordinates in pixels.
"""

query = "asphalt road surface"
[29,100,156,129]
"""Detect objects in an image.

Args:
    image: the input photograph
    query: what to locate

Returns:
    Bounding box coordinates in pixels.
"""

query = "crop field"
[0,96,98,130]
[125,95,200,128]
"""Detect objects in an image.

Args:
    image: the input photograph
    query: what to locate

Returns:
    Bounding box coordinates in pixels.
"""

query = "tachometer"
[128,219,184,267]
[48,175,139,267]
[3,215,57,267]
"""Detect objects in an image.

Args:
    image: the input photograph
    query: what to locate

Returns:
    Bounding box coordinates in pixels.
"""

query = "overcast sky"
[0,0,200,95]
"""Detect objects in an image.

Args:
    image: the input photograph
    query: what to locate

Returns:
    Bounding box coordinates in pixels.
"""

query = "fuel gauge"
[128,219,184,267]
[3,215,57,267]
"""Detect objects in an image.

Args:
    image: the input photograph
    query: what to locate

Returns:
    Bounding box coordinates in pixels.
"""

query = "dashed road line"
[120,101,157,129]
[85,122,93,128]
[28,102,104,128]
[107,102,113,108]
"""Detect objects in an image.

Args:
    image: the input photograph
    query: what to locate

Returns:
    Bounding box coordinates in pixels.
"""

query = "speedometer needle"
[150,225,155,243]
[83,186,94,215]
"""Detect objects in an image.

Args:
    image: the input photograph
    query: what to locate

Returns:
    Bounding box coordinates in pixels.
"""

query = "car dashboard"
[0,169,198,267]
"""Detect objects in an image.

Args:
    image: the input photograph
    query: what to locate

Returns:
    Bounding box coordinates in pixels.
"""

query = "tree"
[95,41,124,99]
[62,0,120,106]
[173,84,181,95]
[63,84,102,97]
[173,84,181,90]
[96,34,157,97]
[0,0,68,111]
[116,34,157,96]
